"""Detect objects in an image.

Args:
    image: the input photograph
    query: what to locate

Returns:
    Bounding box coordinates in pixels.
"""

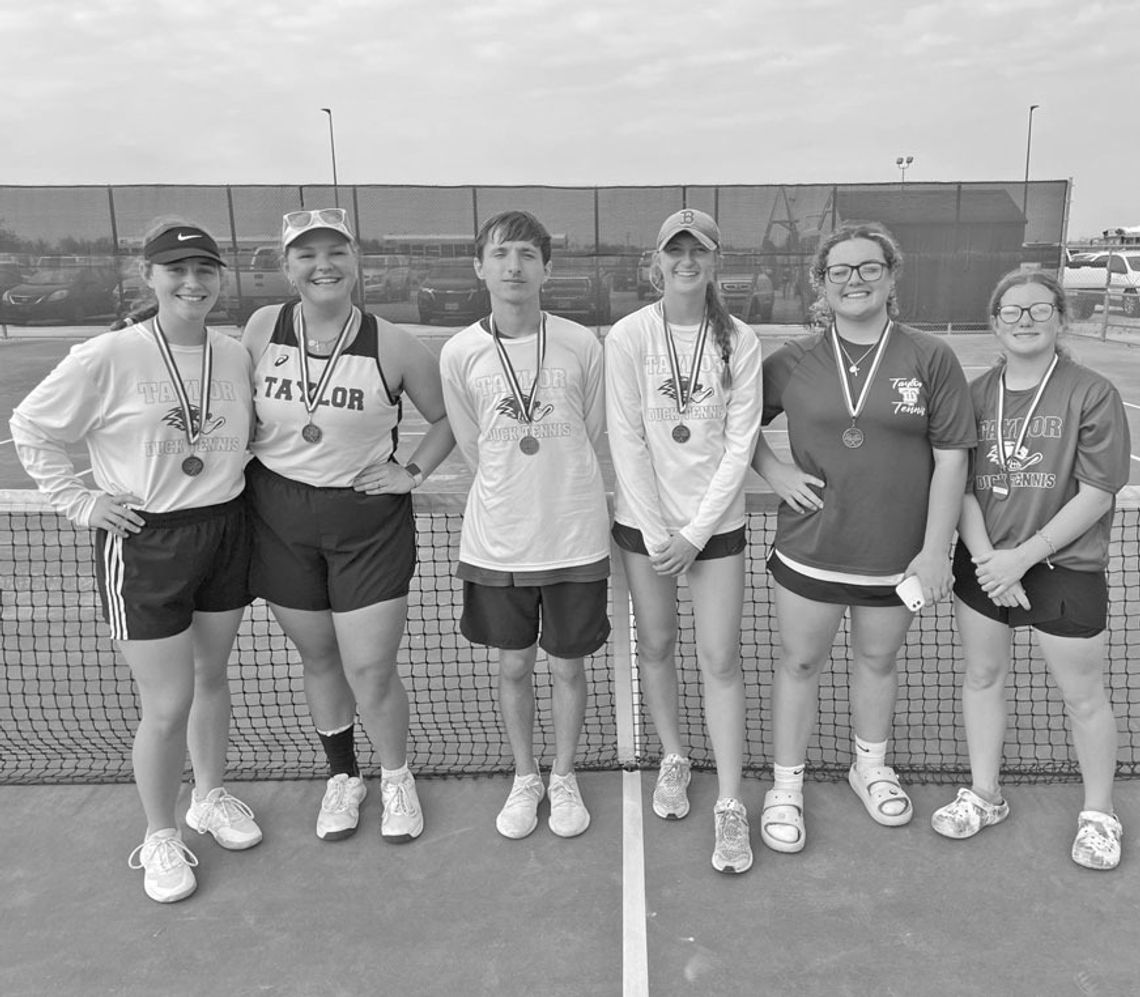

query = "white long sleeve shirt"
[605,302,763,552]
[10,324,253,525]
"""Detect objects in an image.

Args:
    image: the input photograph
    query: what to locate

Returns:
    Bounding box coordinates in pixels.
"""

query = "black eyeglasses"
[824,261,887,284]
[996,302,1056,325]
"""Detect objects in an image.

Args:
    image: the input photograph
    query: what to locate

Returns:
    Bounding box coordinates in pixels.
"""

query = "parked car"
[636,251,658,300]
[716,261,775,323]
[416,261,489,325]
[227,245,294,324]
[541,271,612,325]
[1062,252,1140,319]
[1,265,118,323]
[361,254,416,303]
[0,263,24,296]
[0,253,33,273]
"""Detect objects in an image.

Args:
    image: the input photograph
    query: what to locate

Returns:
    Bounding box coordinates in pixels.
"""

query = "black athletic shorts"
[247,459,416,612]
[94,495,251,641]
[611,522,746,561]
[952,540,1107,638]
[767,551,904,608]
[461,579,610,658]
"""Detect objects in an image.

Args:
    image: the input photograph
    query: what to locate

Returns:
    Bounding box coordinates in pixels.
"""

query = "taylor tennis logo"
[985,441,1043,472]
[495,395,554,424]
[890,377,926,416]
[161,405,226,435]
[658,376,713,406]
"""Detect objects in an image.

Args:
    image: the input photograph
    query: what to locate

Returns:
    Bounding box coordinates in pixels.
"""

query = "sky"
[0,0,1136,241]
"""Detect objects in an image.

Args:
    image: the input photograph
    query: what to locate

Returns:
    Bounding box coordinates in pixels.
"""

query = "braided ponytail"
[704,281,736,389]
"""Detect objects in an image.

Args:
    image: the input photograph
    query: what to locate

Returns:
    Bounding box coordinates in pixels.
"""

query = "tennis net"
[2,487,1138,785]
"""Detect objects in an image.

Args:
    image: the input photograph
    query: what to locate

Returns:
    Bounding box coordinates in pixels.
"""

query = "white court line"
[1124,401,1140,411]
[622,770,649,997]
[611,554,649,997]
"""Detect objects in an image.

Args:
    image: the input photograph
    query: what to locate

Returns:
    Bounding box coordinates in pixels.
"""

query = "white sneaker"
[128,828,198,903]
[316,774,368,841]
[185,787,262,850]
[652,754,692,820]
[712,798,753,874]
[496,772,545,839]
[380,771,424,843]
[548,771,590,838]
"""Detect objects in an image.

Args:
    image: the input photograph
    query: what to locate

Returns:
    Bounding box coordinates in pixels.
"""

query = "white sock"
[854,736,887,773]
[381,764,410,782]
[773,763,805,794]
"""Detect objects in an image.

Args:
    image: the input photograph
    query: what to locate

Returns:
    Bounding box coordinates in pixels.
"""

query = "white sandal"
[847,763,913,827]
[760,788,805,853]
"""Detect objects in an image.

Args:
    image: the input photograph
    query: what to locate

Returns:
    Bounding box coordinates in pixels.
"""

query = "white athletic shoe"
[380,771,424,843]
[185,787,263,850]
[548,771,590,838]
[496,772,545,840]
[316,774,368,841]
[128,828,198,903]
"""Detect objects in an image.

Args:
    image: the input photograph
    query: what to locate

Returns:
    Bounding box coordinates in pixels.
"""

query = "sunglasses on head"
[283,208,347,229]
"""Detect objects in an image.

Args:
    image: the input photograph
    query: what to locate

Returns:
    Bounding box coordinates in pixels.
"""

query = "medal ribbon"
[661,302,710,418]
[150,318,213,455]
[295,305,358,421]
[491,312,547,427]
[995,353,1059,475]
[830,321,892,425]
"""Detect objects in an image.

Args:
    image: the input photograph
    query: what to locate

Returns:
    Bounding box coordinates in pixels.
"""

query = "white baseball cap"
[281,208,354,250]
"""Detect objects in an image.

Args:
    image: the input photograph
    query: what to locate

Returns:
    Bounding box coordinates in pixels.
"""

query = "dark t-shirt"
[762,323,976,575]
[968,356,1130,571]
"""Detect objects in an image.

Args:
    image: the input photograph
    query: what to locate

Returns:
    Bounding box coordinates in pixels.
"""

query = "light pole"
[896,155,914,185]
[320,107,340,207]
[1022,103,1039,219]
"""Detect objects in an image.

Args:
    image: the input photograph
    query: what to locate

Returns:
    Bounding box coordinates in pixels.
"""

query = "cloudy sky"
[0,0,1135,240]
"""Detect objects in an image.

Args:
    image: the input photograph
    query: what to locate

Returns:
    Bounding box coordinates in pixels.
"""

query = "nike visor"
[144,226,227,266]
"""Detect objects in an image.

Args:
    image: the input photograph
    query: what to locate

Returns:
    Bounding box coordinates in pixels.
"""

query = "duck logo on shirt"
[161,405,226,436]
[985,442,1043,473]
[658,376,714,406]
[496,395,555,424]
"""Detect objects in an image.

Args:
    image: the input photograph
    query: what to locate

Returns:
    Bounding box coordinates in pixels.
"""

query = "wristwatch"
[404,462,424,489]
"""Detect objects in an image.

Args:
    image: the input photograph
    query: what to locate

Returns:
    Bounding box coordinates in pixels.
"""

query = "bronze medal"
[993,355,1058,505]
[841,426,864,449]
[296,306,356,446]
[831,323,890,456]
[519,435,540,455]
[662,305,710,443]
[149,318,213,479]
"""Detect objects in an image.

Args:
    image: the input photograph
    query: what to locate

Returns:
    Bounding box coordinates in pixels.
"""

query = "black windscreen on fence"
[0,180,1069,331]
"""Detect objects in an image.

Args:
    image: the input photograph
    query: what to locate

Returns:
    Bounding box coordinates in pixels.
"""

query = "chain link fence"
[0,180,1069,332]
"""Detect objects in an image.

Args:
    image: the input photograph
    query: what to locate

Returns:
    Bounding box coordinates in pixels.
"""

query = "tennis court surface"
[3,777,1138,996]
[3,327,1140,995]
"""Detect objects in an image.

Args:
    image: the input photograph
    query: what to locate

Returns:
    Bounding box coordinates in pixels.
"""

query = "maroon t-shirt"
[969,356,1130,571]
[762,324,976,575]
